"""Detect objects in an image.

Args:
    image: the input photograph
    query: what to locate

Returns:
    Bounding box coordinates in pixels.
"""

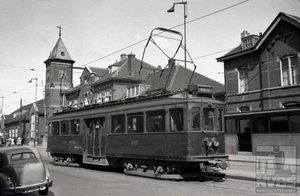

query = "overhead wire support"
[80,0,250,68]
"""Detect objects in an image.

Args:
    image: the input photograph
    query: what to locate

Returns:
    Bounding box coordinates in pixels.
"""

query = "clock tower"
[44,28,75,119]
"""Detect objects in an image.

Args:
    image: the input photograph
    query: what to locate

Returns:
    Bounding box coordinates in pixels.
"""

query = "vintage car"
[0,146,53,195]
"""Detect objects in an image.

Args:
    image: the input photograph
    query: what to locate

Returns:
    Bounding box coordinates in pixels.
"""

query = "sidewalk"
[223,153,300,187]
[34,145,300,186]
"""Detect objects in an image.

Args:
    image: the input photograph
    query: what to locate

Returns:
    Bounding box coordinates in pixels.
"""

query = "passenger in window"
[128,125,133,133]
[114,124,122,133]
[153,123,159,132]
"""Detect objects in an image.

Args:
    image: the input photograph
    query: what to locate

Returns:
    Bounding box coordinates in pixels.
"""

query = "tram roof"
[53,90,223,116]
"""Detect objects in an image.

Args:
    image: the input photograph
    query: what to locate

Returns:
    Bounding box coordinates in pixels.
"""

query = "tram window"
[203,108,214,131]
[127,113,143,133]
[71,120,80,135]
[52,122,60,135]
[61,121,70,135]
[217,109,223,131]
[169,108,183,131]
[111,115,125,134]
[191,107,200,130]
[146,110,165,132]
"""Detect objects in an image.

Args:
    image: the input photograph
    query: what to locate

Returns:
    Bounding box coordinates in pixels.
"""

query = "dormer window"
[281,55,298,86]
[127,85,140,98]
[61,51,65,56]
[240,30,260,50]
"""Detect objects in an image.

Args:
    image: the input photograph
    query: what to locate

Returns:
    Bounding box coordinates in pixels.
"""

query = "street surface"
[25,159,299,196]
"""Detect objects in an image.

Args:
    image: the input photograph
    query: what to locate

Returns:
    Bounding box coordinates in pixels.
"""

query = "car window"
[11,152,36,161]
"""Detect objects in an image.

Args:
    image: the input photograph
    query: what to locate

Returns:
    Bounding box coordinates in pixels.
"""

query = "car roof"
[0,146,39,156]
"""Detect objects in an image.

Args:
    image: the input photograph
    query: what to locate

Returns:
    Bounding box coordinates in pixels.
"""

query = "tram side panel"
[48,135,83,155]
[106,134,168,160]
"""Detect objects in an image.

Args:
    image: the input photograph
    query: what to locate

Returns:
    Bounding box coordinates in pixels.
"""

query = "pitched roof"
[45,38,74,62]
[5,99,44,125]
[217,12,300,62]
[88,66,108,77]
[144,64,224,94]
[94,54,156,85]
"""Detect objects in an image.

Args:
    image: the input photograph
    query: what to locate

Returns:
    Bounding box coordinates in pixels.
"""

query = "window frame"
[191,107,201,131]
[169,108,184,132]
[111,114,125,134]
[238,68,248,93]
[52,121,60,136]
[202,107,215,131]
[127,113,144,133]
[280,55,298,86]
[146,110,166,133]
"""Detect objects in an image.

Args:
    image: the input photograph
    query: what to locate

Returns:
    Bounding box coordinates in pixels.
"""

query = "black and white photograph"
[0,0,300,195]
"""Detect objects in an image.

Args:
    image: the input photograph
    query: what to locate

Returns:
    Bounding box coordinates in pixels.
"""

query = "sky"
[0,0,299,115]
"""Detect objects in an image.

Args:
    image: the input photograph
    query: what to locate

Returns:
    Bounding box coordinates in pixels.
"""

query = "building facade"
[217,12,300,157]
[44,35,75,119]
[3,100,45,145]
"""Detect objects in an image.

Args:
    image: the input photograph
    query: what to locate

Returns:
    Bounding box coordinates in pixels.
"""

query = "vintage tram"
[47,84,228,179]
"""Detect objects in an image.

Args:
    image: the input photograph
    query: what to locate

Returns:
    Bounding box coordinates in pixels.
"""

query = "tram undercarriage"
[120,158,227,180]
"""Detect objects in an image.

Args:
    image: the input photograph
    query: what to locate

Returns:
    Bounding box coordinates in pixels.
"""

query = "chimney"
[127,53,135,77]
[120,54,127,61]
[241,30,260,50]
[241,30,250,38]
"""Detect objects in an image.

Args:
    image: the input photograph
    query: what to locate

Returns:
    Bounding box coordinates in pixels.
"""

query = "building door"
[238,119,252,152]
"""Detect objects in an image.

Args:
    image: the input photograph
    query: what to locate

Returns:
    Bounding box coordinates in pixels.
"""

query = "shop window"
[239,68,248,93]
[252,117,268,133]
[291,115,300,133]
[52,122,60,135]
[111,115,125,134]
[169,108,183,131]
[191,107,200,130]
[281,56,298,86]
[128,113,144,133]
[203,108,214,131]
[146,110,165,132]
[70,120,80,135]
[61,121,70,135]
[270,116,288,133]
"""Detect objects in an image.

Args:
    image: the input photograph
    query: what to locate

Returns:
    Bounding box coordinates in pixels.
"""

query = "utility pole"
[0,97,4,137]
[19,99,24,145]
[29,78,38,146]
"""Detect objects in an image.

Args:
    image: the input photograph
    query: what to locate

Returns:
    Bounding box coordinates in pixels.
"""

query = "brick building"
[62,53,157,109]
[3,100,45,145]
[217,12,300,157]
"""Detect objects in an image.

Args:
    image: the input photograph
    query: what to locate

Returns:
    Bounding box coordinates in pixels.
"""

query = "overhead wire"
[1,0,250,111]
[79,0,250,67]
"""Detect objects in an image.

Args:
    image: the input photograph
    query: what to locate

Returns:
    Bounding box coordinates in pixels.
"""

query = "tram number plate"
[131,140,138,146]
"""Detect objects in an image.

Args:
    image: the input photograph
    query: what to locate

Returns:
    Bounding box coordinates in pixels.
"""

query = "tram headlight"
[203,138,212,148]
[212,138,219,147]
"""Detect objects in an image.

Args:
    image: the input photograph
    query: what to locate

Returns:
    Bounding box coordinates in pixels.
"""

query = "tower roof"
[46,37,74,62]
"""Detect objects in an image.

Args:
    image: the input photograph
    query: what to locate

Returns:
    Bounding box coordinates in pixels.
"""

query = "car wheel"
[38,187,49,195]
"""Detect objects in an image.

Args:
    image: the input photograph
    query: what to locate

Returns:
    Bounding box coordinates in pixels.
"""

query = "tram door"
[86,117,105,157]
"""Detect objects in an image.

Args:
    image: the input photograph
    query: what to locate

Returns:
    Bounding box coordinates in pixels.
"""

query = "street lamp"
[168,1,188,86]
[0,97,4,138]
[29,77,38,146]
